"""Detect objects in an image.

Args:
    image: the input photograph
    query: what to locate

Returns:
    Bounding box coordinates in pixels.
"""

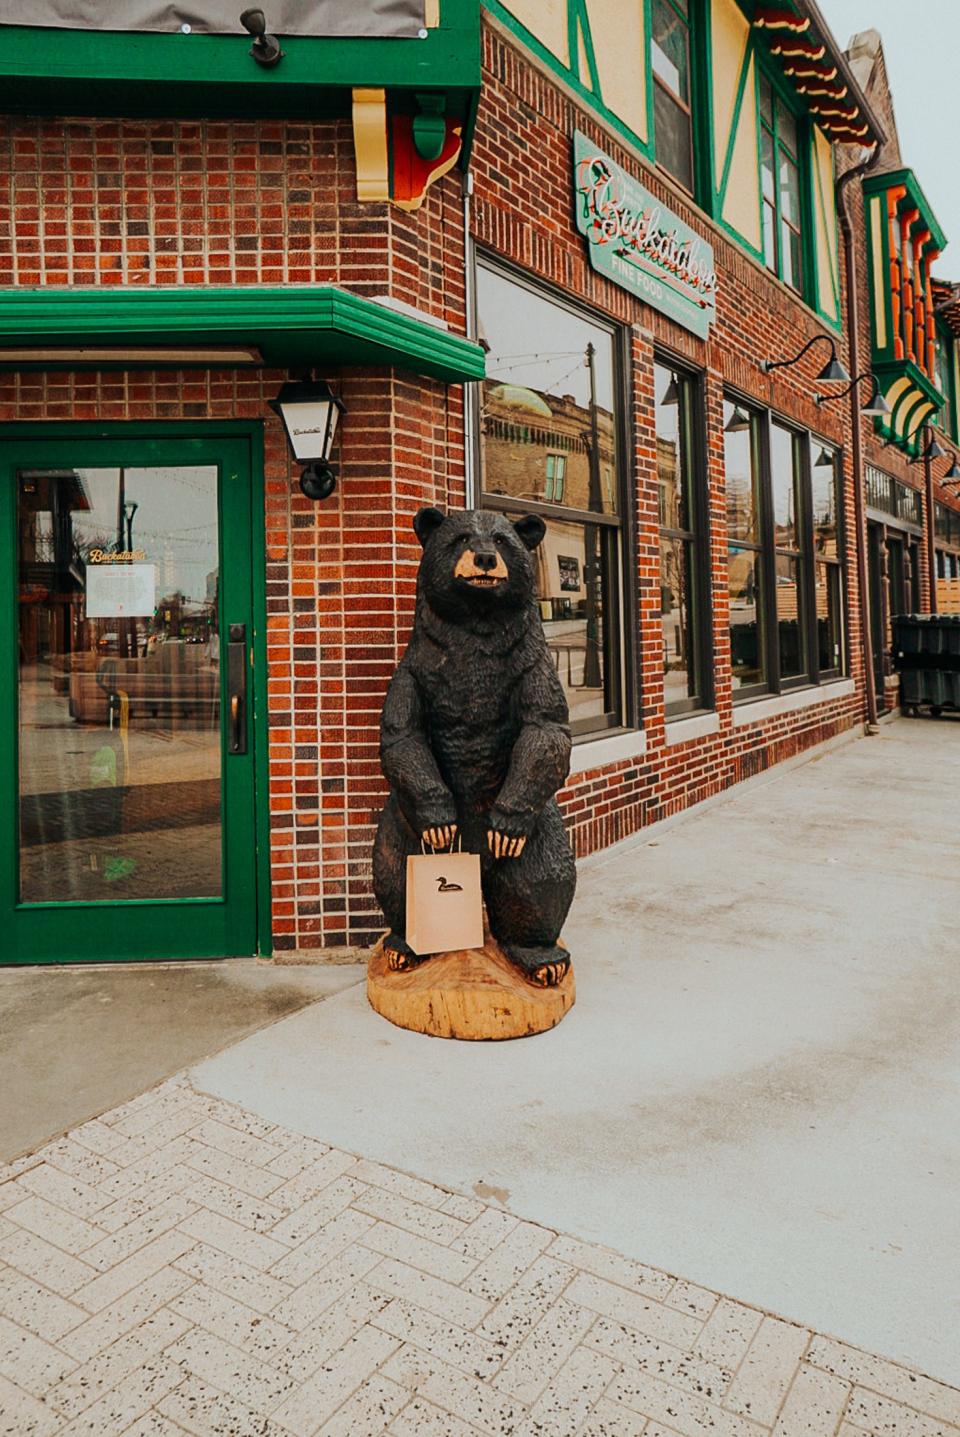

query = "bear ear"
[413,507,446,548]
[512,513,546,551]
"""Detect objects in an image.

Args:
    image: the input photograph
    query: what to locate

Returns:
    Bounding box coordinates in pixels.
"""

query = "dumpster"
[892,614,960,716]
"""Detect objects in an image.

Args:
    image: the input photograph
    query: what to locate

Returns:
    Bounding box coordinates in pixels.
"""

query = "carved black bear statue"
[372,506,576,988]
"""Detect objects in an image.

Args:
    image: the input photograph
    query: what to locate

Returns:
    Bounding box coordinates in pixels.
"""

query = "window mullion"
[798,439,817,681]
[757,413,781,693]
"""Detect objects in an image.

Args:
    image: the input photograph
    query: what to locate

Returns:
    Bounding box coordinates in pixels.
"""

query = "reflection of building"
[482,383,616,513]
[18,471,90,668]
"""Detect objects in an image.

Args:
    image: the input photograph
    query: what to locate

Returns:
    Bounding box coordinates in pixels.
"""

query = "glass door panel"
[18,466,222,904]
[2,431,260,964]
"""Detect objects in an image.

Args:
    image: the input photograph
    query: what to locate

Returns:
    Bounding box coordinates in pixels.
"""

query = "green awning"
[0,285,486,383]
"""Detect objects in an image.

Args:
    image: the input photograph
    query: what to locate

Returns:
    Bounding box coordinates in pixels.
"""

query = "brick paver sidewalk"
[1,1079,957,1436]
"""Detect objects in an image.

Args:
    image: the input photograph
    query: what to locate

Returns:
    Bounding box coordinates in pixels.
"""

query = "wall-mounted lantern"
[270,377,346,501]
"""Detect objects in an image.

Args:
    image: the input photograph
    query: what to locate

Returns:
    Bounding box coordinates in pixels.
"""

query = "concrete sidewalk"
[188,718,960,1387]
[0,961,362,1164]
[2,1075,959,1436]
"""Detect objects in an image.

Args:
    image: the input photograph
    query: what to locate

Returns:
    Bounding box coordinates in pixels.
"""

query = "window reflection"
[657,362,706,715]
[478,265,623,735]
[534,517,613,730]
[811,442,844,675]
[724,400,768,694]
[728,546,764,689]
[17,466,222,904]
[651,0,693,191]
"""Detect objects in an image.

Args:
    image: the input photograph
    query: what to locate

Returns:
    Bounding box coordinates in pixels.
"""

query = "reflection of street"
[661,606,690,706]
[17,463,223,905]
[18,662,221,903]
[543,620,604,723]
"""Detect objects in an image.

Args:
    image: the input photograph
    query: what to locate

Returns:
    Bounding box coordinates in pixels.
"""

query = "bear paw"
[383,934,429,973]
[501,943,571,988]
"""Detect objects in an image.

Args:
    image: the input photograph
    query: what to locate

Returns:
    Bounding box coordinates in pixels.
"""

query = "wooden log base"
[367,936,575,1041]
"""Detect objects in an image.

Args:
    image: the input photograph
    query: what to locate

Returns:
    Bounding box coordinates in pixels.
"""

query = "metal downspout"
[923,426,938,614]
[462,170,477,509]
[836,148,883,729]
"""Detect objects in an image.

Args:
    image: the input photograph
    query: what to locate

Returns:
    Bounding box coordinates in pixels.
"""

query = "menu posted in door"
[86,563,157,618]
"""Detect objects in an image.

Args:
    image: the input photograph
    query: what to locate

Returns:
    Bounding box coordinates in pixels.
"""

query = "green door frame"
[1,420,272,964]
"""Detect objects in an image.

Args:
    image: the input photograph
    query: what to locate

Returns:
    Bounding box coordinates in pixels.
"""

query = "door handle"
[227,623,247,755]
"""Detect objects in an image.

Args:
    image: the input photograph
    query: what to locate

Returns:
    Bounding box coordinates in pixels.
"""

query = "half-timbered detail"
[486,0,864,330]
[862,169,947,457]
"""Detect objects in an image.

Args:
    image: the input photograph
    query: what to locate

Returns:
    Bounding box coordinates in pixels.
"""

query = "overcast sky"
[818,0,958,275]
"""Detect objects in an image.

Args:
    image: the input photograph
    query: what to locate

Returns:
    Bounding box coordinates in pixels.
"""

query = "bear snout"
[454,548,509,586]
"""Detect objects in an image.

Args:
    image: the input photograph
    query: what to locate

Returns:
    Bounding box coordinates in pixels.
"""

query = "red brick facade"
[473,20,864,864]
[3,21,951,958]
[0,114,467,954]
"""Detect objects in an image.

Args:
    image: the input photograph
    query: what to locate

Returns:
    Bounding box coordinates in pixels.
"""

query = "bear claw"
[529,957,570,988]
[383,935,428,973]
[500,943,570,988]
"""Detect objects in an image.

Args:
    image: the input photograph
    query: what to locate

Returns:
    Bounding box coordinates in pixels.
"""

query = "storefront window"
[651,0,694,192]
[477,262,624,736]
[724,403,766,693]
[656,361,710,715]
[811,444,844,675]
[771,424,806,679]
[724,399,846,697]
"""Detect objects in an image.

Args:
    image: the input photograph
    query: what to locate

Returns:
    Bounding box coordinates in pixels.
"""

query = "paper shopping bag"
[406,850,484,955]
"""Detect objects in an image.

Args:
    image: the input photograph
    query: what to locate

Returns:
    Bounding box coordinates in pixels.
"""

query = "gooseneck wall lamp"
[910,433,947,465]
[908,431,960,482]
[270,377,346,501]
[814,371,892,419]
[760,334,850,384]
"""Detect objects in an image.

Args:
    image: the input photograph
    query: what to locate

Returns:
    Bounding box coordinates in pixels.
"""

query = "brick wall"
[0,112,467,953]
[0,58,905,953]
[473,19,865,861]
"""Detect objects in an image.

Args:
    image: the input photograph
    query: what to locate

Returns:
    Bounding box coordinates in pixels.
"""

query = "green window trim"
[933,323,959,445]
[0,286,486,384]
[483,0,655,165]
[755,56,811,300]
[1,420,272,964]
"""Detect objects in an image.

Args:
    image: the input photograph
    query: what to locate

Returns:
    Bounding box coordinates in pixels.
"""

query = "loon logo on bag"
[406,851,483,954]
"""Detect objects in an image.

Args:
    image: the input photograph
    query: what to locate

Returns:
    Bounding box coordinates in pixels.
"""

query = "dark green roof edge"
[0,286,486,383]
[0,8,480,115]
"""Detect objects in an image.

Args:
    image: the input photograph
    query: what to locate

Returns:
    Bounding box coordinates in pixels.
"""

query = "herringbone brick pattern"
[1,1080,957,1436]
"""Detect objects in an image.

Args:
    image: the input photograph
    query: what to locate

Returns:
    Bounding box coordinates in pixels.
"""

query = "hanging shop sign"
[573,132,717,340]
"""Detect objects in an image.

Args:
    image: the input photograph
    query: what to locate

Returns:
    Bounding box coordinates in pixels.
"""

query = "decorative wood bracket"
[352,87,390,203]
[352,84,462,210]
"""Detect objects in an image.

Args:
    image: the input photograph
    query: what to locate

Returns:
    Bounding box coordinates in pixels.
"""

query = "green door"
[1,426,265,963]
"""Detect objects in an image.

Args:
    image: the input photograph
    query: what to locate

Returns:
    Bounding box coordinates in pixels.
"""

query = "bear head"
[413,507,546,623]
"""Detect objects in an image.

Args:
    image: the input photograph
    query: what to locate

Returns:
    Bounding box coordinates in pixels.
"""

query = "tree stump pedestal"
[367,935,574,1041]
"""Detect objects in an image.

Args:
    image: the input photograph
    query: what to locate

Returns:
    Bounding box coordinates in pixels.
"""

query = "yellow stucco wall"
[587,0,647,142]
[721,59,762,251]
[711,0,761,253]
[868,194,887,350]
[711,0,748,178]
[502,0,569,67]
